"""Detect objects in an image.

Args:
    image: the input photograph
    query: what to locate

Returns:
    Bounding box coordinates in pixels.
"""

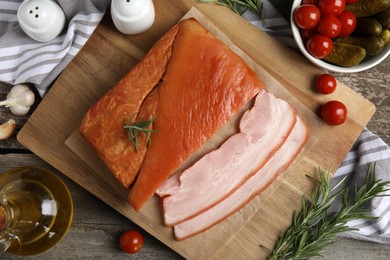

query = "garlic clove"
[6,84,35,107]
[0,84,35,116]
[7,84,28,99]
[0,119,16,140]
[10,104,31,116]
[13,89,35,107]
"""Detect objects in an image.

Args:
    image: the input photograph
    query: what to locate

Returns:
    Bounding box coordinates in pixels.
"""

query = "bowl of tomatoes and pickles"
[291,0,390,73]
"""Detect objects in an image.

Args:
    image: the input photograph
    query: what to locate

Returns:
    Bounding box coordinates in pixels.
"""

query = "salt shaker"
[111,0,155,35]
[17,0,66,42]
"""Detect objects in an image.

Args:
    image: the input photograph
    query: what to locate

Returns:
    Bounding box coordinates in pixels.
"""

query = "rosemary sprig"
[263,164,390,259]
[123,114,157,152]
[199,0,263,19]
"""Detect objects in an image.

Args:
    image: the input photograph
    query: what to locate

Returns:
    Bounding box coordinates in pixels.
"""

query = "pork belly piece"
[173,116,309,240]
[160,90,297,226]
[79,24,180,188]
[129,18,265,211]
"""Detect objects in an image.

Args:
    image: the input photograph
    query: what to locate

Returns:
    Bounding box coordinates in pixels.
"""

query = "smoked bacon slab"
[128,18,265,211]
[79,23,180,188]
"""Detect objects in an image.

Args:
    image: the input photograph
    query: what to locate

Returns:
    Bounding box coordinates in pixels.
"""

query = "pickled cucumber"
[345,0,390,18]
[353,18,383,36]
[323,43,366,67]
[334,36,385,56]
[381,29,390,44]
[375,7,390,29]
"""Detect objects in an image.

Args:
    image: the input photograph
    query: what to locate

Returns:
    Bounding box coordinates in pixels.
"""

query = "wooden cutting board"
[17,1,375,259]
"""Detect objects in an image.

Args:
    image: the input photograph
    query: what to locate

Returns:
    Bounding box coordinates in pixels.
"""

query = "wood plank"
[17,2,375,259]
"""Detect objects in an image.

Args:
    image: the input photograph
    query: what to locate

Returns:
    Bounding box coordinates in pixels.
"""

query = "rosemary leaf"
[199,0,263,20]
[264,163,390,259]
[123,114,157,152]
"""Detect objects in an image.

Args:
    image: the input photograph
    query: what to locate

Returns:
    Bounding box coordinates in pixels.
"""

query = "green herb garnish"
[199,0,263,19]
[263,164,390,259]
[123,114,157,152]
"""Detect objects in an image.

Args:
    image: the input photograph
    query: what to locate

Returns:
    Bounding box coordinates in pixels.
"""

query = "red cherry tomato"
[119,230,144,254]
[316,74,337,94]
[318,0,346,16]
[346,0,358,3]
[294,4,321,30]
[306,34,333,58]
[321,100,347,125]
[302,0,319,4]
[317,16,342,38]
[337,11,357,37]
[300,28,317,42]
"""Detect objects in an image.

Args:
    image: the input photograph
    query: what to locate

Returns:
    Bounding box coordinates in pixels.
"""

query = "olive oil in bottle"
[0,166,73,256]
[1,179,57,245]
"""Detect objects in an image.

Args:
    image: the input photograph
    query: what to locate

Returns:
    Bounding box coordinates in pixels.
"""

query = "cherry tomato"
[337,11,356,37]
[346,0,358,3]
[302,0,319,4]
[306,34,333,58]
[317,16,342,38]
[300,28,317,42]
[321,100,347,125]
[119,230,144,254]
[318,0,346,16]
[316,74,337,94]
[294,4,321,30]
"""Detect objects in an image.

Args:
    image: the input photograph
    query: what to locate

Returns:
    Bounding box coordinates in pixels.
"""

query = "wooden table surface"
[1,28,389,260]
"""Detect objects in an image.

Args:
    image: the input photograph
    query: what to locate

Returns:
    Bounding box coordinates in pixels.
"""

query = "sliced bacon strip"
[161,90,297,226]
[173,116,309,240]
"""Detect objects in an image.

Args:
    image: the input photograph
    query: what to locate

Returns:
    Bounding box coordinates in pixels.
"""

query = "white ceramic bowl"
[17,0,65,42]
[290,0,390,73]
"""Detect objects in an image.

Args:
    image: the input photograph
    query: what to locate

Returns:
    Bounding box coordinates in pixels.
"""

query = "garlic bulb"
[0,84,35,116]
[0,119,16,140]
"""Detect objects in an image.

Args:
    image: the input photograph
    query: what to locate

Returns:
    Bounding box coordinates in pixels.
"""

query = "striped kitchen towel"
[329,129,390,243]
[244,0,390,243]
[0,0,110,96]
[243,0,296,50]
